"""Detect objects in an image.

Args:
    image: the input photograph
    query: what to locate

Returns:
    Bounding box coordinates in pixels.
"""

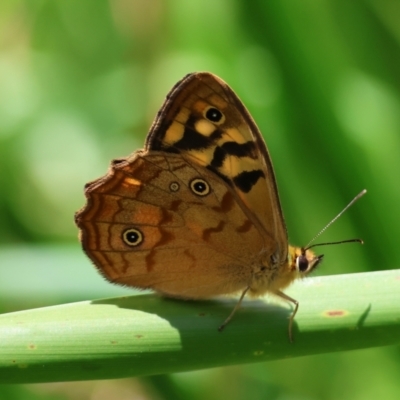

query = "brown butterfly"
[75,72,358,342]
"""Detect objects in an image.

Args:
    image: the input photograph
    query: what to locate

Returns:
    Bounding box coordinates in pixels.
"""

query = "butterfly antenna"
[304,189,367,250]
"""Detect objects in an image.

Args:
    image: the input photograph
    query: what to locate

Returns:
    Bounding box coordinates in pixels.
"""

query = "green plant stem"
[1,269,400,384]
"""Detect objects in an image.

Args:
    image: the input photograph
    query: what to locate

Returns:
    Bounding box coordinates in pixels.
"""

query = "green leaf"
[1,269,400,384]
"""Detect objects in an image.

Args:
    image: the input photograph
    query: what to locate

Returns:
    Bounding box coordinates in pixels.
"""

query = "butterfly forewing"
[146,73,288,263]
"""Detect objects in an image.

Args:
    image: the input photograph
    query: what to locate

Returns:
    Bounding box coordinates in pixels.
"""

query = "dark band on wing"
[173,115,223,151]
[233,170,265,193]
[151,115,225,153]
[210,141,257,169]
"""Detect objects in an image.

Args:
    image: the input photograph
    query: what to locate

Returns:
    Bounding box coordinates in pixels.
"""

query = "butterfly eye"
[169,182,180,192]
[122,228,143,247]
[189,178,211,196]
[296,255,309,272]
[204,106,225,125]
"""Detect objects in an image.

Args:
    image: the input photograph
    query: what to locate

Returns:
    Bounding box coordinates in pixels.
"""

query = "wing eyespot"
[204,106,225,125]
[169,182,180,192]
[189,178,211,196]
[122,228,143,247]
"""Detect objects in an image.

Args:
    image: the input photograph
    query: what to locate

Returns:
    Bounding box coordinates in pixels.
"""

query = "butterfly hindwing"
[77,152,266,297]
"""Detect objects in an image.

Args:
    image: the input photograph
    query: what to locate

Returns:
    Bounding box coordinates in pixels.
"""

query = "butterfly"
[75,72,325,342]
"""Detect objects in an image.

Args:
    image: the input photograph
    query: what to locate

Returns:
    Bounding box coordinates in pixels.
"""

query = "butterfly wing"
[76,152,266,298]
[147,72,288,264]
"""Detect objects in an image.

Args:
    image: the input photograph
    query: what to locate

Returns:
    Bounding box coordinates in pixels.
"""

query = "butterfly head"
[290,246,324,278]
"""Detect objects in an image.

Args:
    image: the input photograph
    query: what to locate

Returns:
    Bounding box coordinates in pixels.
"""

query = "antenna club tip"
[355,189,367,200]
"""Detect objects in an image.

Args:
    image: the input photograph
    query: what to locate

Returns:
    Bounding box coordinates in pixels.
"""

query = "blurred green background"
[1,0,400,398]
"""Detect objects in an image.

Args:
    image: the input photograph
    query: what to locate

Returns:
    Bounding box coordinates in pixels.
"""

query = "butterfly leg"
[218,286,250,332]
[275,290,299,343]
